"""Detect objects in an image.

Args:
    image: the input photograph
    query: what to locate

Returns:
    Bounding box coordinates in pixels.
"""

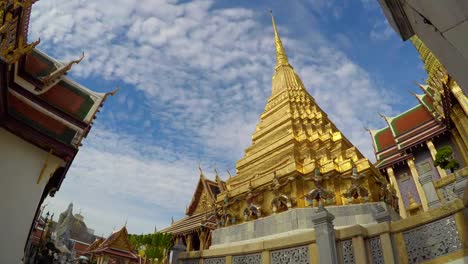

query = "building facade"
[0,1,115,263]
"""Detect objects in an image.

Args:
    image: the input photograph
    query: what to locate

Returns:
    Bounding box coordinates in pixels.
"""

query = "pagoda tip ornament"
[270,11,289,68]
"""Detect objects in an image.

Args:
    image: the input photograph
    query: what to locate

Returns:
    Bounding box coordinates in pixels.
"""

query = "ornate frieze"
[270,245,309,264]
[232,253,261,264]
[403,215,462,263]
[368,236,384,264]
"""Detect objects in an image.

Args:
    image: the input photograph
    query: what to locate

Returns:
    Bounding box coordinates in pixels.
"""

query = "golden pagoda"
[214,13,393,226]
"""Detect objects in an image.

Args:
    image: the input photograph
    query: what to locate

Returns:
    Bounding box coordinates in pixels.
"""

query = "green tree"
[434,146,460,173]
[128,232,173,263]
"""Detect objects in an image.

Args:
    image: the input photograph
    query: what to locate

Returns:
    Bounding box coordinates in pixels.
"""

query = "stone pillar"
[386,167,407,218]
[426,140,447,177]
[379,233,395,264]
[451,129,468,165]
[371,203,391,223]
[406,158,429,211]
[226,255,233,264]
[310,205,338,264]
[418,173,441,208]
[352,236,368,264]
[261,250,270,264]
[171,238,187,264]
[451,105,468,150]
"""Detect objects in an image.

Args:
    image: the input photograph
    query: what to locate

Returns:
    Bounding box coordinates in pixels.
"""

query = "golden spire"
[270,11,289,68]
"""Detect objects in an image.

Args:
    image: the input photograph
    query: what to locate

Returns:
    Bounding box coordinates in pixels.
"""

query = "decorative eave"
[39,52,84,89]
[378,0,414,40]
[160,212,217,237]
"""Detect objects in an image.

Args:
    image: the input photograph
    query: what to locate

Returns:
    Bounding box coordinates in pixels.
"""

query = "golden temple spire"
[270,11,290,68]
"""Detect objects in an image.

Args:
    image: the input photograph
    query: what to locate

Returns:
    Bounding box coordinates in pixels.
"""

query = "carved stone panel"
[403,215,462,263]
[341,239,355,264]
[271,245,309,264]
[182,259,200,264]
[204,257,225,264]
[368,236,384,264]
[232,253,262,264]
[440,183,457,202]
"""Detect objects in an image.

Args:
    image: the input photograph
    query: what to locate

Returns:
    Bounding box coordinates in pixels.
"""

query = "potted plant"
[434,146,460,173]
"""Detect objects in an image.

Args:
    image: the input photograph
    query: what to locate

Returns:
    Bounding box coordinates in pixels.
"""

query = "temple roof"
[186,171,223,216]
[160,212,217,236]
[88,226,138,260]
[371,94,446,168]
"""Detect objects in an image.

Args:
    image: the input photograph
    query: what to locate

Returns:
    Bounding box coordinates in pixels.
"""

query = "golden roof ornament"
[198,162,204,179]
[270,11,290,69]
[40,52,85,87]
[214,167,221,183]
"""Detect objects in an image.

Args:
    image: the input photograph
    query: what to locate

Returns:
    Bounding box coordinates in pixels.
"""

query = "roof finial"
[214,166,221,183]
[198,162,204,179]
[226,169,232,179]
[270,11,289,68]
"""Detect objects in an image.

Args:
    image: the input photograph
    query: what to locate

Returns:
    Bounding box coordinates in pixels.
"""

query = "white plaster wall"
[406,0,468,96]
[0,128,63,263]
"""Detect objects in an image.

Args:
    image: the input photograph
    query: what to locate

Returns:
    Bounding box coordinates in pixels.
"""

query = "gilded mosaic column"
[451,82,468,115]
[451,105,468,149]
[386,167,407,218]
[451,129,468,165]
[406,158,429,211]
[426,140,447,177]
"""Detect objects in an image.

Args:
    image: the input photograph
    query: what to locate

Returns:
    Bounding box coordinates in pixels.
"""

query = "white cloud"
[370,19,394,41]
[30,0,397,235]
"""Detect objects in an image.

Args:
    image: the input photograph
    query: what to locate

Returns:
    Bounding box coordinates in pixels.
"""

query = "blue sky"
[30,0,427,235]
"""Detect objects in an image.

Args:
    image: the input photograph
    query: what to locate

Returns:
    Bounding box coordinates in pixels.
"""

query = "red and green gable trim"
[8,92,78,146]
[373,127,396,152]
[24,49,58,79]
[40,80,96,121]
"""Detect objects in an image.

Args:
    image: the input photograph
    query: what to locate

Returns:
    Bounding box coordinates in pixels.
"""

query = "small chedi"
[167,14,468,264]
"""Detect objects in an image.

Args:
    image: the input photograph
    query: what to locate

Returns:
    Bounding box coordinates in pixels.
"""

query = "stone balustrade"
[176,199,467,264]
